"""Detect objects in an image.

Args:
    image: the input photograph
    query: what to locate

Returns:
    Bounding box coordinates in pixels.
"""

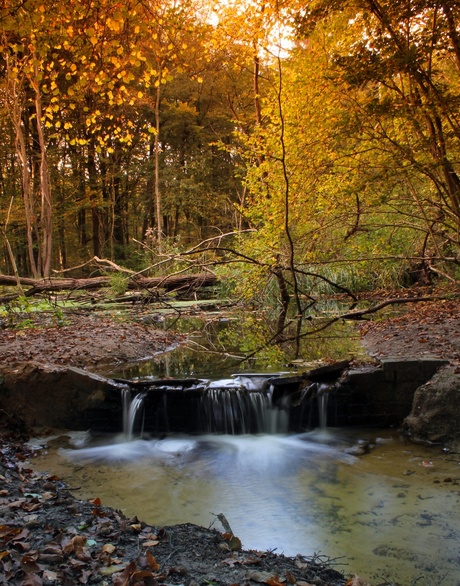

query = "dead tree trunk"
[0,273,218,296]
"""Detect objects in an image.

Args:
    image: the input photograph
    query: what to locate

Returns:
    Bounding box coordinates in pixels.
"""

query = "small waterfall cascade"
[317,383,331,430]
[200,374,290,434]
[298,381,334,430]
[122,389,147,440]
[120,372,337,438]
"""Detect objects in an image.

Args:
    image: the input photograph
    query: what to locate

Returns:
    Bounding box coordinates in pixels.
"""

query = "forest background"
[2,0,460,335]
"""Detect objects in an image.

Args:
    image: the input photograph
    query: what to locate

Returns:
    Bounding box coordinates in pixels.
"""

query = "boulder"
[0,361,127,431]
[402,365,460,450]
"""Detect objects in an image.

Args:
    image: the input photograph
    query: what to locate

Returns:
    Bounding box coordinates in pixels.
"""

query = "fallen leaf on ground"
[146,549,159,571]
[248,570,285,585]
[101,543,116,555]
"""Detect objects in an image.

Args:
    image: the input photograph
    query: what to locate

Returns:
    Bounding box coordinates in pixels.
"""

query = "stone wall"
[0,361,126,431]
[332,357,449,427]
[0,358,454,442]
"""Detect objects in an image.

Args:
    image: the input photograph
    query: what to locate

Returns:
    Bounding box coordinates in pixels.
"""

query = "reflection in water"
[31,430,460,586]
[107,313,363,381]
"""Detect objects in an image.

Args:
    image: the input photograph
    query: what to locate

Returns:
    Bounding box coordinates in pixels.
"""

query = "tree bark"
[7,70,39,278]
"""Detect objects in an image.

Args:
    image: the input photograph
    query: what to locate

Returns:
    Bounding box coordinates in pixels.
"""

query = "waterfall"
[317,383,331,430]
[200,381,289,434]
[122,389,146,440]
[298,381,332,430]
[119,373,334,437]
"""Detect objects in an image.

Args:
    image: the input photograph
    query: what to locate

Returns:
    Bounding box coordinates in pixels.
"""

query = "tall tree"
[1,0,55,277]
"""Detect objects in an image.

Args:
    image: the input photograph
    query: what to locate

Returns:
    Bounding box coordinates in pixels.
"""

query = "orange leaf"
[113,560,137,586]
[267,577,285,586]
[146,549,160,571]
[63,535,86,554]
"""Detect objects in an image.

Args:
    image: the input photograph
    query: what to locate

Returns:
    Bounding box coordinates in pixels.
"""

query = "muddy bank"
[0,312,182,371]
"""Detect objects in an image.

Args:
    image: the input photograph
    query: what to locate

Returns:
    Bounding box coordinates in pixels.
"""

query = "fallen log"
[0,272,218,296]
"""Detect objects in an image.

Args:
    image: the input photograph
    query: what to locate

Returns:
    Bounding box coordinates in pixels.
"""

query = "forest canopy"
[1,0,460,304]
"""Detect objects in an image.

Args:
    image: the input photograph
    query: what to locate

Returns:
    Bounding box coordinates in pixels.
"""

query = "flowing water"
[32,428,460,585]
[29,316,460,585]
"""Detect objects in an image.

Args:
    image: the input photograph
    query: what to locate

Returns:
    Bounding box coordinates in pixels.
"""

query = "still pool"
[31,429,460,585]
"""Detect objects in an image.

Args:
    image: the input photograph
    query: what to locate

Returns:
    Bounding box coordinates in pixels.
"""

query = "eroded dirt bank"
[0,312,182,370]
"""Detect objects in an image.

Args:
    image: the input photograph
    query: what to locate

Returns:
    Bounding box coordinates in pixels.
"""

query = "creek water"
[32,428,460,585]
[31,316,460,585]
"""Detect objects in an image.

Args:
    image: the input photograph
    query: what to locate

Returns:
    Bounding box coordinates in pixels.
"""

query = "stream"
[31,314,460,585]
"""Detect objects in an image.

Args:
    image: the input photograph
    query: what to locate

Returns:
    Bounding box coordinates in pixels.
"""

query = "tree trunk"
[7,68,40,278]
[87,136,101,257]
[33,66,53,278]
[273,262,290,342]
[0,272,218,295]
[154,79,162,251]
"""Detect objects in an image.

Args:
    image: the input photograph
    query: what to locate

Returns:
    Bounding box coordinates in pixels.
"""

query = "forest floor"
[357,296,460,368]
[2,289,460,370]
[2,289,460,586]
[0,310,184,371]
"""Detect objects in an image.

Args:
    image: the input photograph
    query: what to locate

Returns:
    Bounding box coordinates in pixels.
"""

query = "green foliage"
[217,311,289,366]
[1,0,459,317]
[0,296,70,328]
[108,272,129,297]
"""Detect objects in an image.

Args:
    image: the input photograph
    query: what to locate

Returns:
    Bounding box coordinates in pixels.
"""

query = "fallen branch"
[51,256,136,275]
[0,273,218,297]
